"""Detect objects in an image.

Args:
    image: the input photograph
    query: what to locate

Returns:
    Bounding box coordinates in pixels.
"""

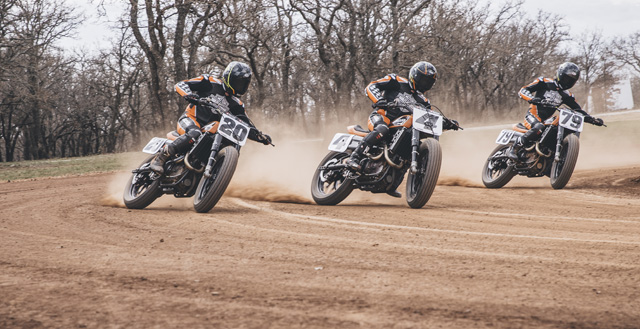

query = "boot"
[506,138,523,160]
[346,149,364,171]
[149,147,170,174]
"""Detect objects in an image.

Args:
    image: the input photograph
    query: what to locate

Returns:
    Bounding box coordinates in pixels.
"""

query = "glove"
[444,118,460,131]
[528,97,542,105]
[257,133,272,145]
[372,99,388,109]
[585,116,604,126]
[184,93,200,105]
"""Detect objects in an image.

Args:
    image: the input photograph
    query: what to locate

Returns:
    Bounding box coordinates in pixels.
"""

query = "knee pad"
[373,124,389,137]
[186,129,202,140]
[364,124,389,144]
[168,133,194,155]
[523,122,544,142]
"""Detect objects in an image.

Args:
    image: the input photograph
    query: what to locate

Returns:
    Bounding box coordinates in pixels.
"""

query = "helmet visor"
[232,77,250,95]
[558,75,577,89]
[416,76,436,92]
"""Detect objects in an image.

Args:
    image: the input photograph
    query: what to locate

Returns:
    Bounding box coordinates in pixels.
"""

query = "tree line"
[1,0,639,162]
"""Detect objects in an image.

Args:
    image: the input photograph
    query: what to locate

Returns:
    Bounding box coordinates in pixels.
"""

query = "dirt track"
[1,164,639,328]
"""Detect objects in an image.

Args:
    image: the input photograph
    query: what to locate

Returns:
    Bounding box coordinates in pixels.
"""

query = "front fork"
[410,129,420,174]
[204,134,223,178]
[554,126,564,163]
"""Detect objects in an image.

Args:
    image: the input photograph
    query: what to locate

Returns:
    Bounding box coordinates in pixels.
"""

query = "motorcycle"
[123,97,272,213]
[311,101,461,209]
[482,103,605,189]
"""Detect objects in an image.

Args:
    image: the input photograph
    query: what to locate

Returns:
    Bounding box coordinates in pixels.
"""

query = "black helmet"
[222,61,252,95]
[409,61,437,93]
[555,62,580,90]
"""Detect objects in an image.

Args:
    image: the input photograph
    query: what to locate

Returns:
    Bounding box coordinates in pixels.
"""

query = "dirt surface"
[1,164,639,328]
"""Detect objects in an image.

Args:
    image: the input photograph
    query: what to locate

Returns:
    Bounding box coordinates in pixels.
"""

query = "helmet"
[409,61,437,93]
[222,61,252,95]
[555,62,580,90]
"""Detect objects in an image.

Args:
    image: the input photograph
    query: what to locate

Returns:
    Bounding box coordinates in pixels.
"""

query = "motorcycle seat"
[347,125,369,137]
[512,123,528,133]
[166,130,180,141]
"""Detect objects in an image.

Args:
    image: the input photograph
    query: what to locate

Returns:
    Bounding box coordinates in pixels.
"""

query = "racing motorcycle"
[123,97,271,213]
[311,101,461,209]
[482,103,605,189]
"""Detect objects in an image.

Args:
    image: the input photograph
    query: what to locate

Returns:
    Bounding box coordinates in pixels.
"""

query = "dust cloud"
[103,110,639,207]
[226,125,330,204]
[101,153,148,208]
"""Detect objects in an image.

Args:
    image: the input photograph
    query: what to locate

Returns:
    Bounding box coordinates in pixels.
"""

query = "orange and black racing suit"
[518,77,588,143]
[362,73,432,144]
[169,74,262,155]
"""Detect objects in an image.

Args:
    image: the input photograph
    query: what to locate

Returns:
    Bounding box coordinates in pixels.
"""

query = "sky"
[60,0,640,52]
[515,0,640,38]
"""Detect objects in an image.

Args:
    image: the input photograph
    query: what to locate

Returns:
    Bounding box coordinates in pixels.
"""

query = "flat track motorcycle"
[482,104,605,189]
[123,97,271,212]
[311,102,461,209]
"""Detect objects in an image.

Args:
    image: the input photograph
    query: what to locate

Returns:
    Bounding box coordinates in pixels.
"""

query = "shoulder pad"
[396,76,409,83]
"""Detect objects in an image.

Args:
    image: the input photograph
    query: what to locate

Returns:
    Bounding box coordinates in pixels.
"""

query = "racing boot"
[346,145,365,171]
[149,146,170,174]
[505,137,523,160]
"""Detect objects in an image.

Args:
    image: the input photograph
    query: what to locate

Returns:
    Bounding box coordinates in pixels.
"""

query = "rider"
[150,61,272,174]
[346,61,459,171]
[506,62,604,159]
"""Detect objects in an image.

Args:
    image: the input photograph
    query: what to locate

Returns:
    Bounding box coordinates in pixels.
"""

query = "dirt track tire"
[406,138,442,209]
[311,151,354,206]
[193,146,239,213]
[482,144,516,189]
[123,155,162,209]
[550,134,580,190]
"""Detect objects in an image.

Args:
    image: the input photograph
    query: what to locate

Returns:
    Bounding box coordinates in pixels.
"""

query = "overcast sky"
[61,0,640,51]
[516,0,640,38]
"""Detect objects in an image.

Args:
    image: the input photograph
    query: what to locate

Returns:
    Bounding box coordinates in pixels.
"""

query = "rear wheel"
[406,138,442,209]
[311,151,354,205]
[482,144,516,189]
[123,155,162,209]
[193,146,239,213]
[550,134,580,189]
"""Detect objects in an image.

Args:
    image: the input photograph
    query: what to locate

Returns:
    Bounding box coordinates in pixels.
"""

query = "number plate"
[328,133,355,153]
[142,137,170,154]
[412,107,443,136]
[495,129,516,145]
[218,113,250,146]
[559,109,584,132]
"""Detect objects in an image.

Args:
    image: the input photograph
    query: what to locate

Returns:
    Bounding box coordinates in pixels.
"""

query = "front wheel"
[406,138,442,209]
[193,146,239,213]
[550,134,580,189]
[482,144,516,189]
[311,151,354,205]
[123,155,162,209]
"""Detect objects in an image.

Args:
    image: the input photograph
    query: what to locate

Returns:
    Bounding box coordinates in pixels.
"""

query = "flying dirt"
[1,112,639,328]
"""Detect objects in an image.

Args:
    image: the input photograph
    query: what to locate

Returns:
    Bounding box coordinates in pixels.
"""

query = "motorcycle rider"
[345,61,460,197]
[506,62,604,160]
[149,61,272,174]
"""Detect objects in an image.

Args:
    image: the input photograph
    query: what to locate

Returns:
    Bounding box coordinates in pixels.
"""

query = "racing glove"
[184,93,200,105]
[584,115,604,126]
[528,97,542,105]
[257,133,273,146]
[444,118,460,131]
[372,99,389,109]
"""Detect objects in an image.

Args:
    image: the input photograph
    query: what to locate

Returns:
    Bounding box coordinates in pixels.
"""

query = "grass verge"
[0,153,128,181]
